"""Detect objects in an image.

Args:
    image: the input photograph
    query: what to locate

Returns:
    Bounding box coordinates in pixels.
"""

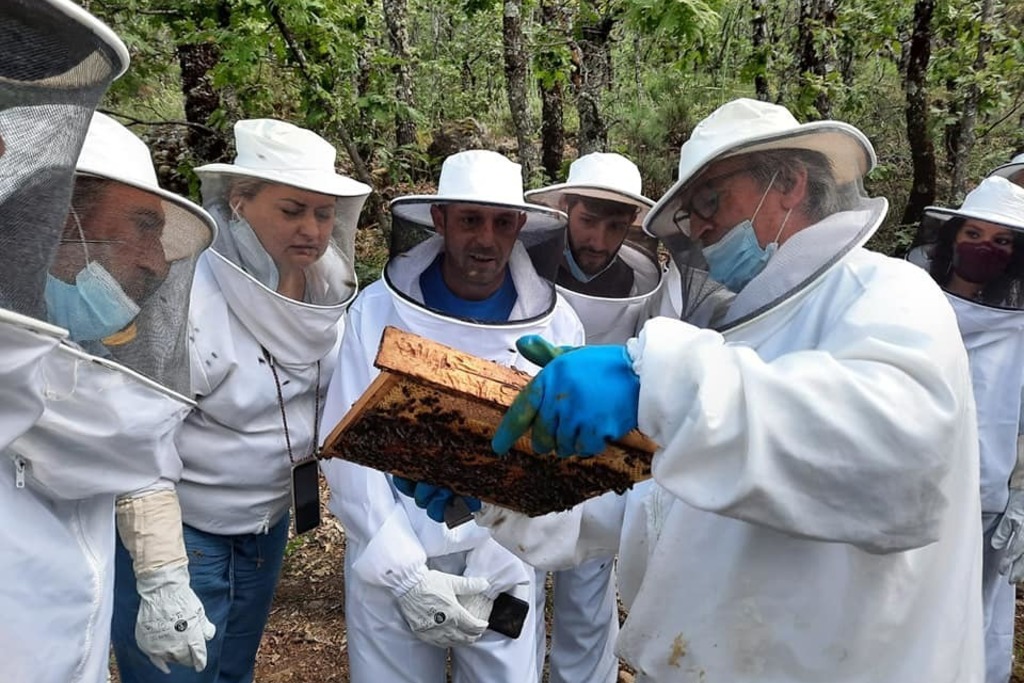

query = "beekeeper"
[110,119,371,682]
[908,175,1024,683]
[522,152,660,683]
[319,149,584,683]
[0,5,217,681]
[409,99,984,682]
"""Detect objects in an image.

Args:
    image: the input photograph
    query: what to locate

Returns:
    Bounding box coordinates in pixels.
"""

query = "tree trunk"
[355,0,376,163]
[796,0,836,119]
[901,0,937,229]
[502,0,538,180]
[383,0,418,148]
[573,2,614,155]
[176,2,231,165]
[538,0,570,181]
[948,0,996,203]
[751,0,769,101]
[177,42,228,165]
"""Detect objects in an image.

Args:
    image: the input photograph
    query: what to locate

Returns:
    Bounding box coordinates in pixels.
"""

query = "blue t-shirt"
[419,255,517,322]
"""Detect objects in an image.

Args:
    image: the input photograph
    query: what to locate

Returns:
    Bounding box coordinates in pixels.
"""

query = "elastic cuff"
[391,564,428,598]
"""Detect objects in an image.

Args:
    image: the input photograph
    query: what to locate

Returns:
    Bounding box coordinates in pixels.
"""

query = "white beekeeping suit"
[107,119,370,681]
[0,4,217,681]
[320,150,584,683]
[177,119,369,536]
[523,152,662,683]
[466,99,983,682]
[908,176,1024,683]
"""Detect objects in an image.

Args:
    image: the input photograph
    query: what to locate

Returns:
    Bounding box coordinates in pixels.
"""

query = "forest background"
[79,0,1024,281]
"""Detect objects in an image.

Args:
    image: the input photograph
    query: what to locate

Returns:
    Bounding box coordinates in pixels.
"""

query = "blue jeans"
[111,515,290,683]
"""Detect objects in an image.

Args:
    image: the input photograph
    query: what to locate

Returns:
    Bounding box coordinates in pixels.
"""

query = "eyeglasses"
[674,168,749,223]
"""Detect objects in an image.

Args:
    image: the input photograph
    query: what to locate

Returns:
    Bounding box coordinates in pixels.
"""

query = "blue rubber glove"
[493,337,640,458]
[393,476,481,524]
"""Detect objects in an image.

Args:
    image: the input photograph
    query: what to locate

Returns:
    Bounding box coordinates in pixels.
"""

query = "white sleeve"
[630,275,966,554]
[319,311,428,596]
[462,537,532,599]
[1011,386,1024,490]
[476,490,626,570]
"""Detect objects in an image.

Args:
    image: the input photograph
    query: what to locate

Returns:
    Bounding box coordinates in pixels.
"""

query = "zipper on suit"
[13,455,26,489]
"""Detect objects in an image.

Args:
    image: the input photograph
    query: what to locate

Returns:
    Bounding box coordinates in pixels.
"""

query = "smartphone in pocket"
[488,592,530,639]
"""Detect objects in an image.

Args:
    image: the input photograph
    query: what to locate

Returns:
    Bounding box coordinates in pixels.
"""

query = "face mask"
[953,241,1012,284]
[45,261,140,342]
[701,176,787,292]
[229,210,279,291]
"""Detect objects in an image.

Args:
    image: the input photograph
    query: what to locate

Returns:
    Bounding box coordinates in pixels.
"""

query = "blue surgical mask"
[702,220,773,292]
[563,242,598,283]
[228,210,279,291]
[701,175,787,292]
[45,261,141,342]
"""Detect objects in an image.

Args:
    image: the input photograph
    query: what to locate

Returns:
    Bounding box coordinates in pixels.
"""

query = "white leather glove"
[116,489,216,672]
[457,592,495,623]
[397,570,490,647]
[135,563,217,672]
[993,488,1024,584]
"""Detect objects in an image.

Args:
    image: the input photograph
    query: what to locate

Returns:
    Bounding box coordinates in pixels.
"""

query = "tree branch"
[98,109,218,135]
[978,94,1024,141]
[262,0,374,190]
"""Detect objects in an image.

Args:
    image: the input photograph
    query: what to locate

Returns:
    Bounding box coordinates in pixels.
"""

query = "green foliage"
[84,0,1024,241]
[621,0,720,43]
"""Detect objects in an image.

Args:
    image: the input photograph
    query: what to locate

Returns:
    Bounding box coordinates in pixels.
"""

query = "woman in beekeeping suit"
[110,118,371,682]
[908,175,1024,683]
[0,4,216,681]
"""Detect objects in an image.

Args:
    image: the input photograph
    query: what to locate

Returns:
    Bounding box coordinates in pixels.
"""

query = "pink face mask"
[953,241,1012,284]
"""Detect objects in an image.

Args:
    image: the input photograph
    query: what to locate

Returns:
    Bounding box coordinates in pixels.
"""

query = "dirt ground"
[251,512,349,682]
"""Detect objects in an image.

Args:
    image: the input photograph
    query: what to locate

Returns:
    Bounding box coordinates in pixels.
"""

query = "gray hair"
[743,149,843,222]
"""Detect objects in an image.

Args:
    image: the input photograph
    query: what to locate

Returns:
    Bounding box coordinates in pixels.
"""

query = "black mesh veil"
[0,0,127,320]
[908,179,1024,311]
[384,203,567,325]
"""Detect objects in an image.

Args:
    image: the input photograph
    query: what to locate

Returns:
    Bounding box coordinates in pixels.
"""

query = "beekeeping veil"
[47,112,216,394]
[387,150,568,325]
[642,98,885,330]
[0,0,127,449]
[909,176,1024,311]
[194,119,370,308]
[526,152,663,343]
[0,0,129,320]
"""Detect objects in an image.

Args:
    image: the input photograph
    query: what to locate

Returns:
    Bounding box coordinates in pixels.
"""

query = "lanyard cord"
[262,346,321,464]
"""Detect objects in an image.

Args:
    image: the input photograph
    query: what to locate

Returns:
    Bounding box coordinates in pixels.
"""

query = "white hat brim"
[45,0,129,78]
[644,122,874,238]
[76,170,217,258]
[526,184,653,227]
[390,195,567,233]
[193,164,371,198]
[991,162,1024,181]
[923,205,1024,234]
